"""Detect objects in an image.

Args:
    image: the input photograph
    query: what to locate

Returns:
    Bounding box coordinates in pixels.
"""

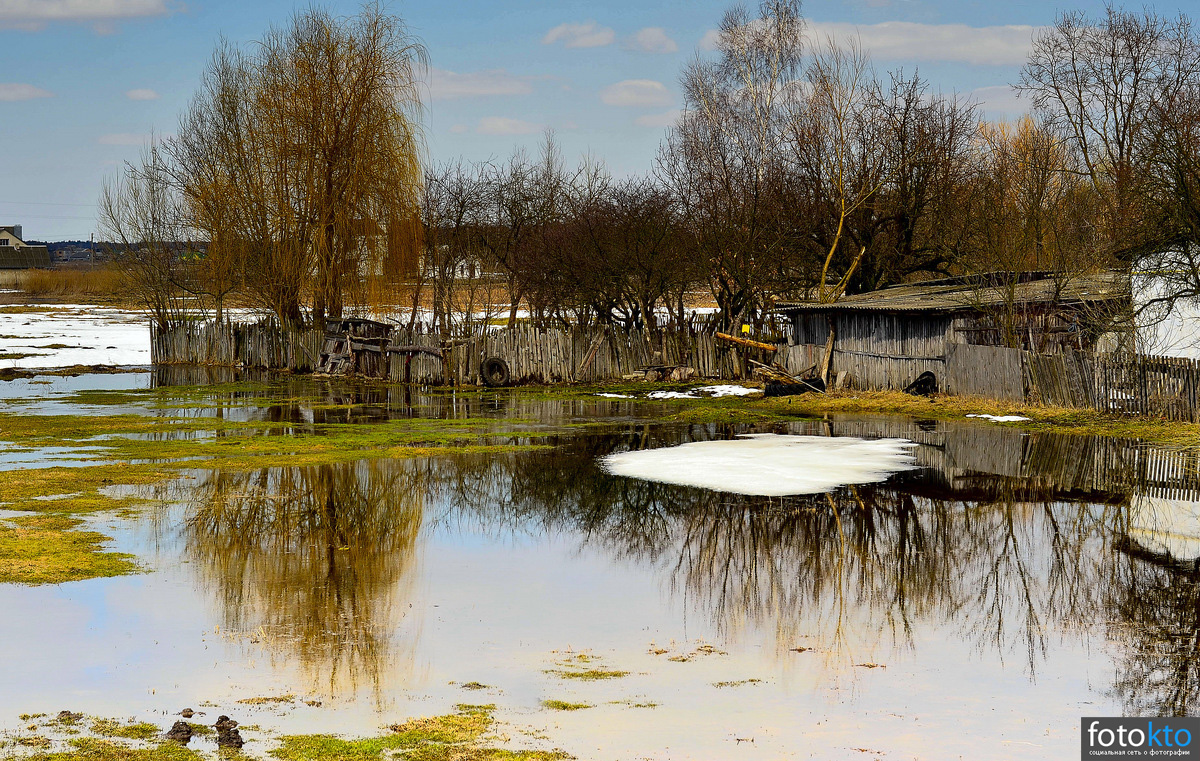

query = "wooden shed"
[774,271,1130,397]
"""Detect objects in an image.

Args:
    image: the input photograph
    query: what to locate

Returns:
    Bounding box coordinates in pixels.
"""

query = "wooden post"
[574,329,605,381]
[818,320,836,385]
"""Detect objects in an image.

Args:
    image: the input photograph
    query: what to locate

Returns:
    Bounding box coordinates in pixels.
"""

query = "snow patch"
[0,305,149,368]
[595,393,633,398]
[966,414,1031,423]
[599,433,917,496]
[646,385,758,400]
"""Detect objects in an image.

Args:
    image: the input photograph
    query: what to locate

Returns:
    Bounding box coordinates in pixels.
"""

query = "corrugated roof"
[775,271,1129,314]
[0,247,51,269]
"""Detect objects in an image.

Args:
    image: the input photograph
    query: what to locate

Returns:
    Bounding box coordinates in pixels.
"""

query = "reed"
[0,266,126,300]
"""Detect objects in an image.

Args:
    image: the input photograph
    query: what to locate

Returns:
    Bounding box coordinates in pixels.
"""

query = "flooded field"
[2,359,1200,759]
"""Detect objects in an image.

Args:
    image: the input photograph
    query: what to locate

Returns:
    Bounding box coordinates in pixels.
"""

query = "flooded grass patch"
[544,669,629,681]
[0,514,140,585]
[234,697,294,707]
[539,701,591,711]
[90,721,160,741]
[5,706,571,761]
[18,737,204,761]
[273,705,568,761]
[0,383,558,586]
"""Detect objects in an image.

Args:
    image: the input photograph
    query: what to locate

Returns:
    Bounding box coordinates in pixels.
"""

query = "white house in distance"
[0,225,51,269]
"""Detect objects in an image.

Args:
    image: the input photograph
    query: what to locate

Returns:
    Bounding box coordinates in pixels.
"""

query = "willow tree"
[169,3,426,328]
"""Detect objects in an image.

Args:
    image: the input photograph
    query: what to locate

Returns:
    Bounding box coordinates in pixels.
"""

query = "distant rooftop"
[776,271,1129,314]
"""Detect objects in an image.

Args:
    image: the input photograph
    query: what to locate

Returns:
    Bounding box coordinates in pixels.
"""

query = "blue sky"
[0,0,1191,240]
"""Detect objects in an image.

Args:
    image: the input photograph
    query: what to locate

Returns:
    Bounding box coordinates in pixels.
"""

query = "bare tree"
[786,37,881,303]
[661,0,804,330]
[1020,6,1200,261]
[98,143,194,331]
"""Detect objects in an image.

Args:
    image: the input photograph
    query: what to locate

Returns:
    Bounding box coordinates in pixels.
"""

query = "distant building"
[0,225,52,269]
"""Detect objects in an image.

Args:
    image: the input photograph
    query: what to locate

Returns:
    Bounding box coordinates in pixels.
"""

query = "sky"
[0,0,1194,241]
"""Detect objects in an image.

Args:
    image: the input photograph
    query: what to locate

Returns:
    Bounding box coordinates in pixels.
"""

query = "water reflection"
[1111,533,1200,716]
[441,429,1118,674]
[183,461,426,701]
[164,406,1200,717]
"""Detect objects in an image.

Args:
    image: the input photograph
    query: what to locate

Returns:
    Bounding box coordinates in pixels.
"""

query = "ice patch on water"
[599,433,917,496]
[966,414,1031,423]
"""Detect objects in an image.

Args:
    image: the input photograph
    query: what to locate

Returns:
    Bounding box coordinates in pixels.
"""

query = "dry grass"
[0,267,127,303]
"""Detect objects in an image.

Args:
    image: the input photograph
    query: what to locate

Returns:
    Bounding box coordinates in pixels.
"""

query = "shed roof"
[775,271,1128,315]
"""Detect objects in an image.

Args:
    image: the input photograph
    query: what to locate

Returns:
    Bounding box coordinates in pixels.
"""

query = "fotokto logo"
[1082,717,1200,758]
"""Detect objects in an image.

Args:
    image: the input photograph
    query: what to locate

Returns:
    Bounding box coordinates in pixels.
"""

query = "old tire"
[481,357,511,387]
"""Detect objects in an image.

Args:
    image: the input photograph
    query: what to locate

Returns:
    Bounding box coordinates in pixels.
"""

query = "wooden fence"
[151,321,324,373]
[152,321,1200,420]
[152,322,765,386]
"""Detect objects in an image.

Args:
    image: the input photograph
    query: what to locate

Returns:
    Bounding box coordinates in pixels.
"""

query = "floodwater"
[3,368,1200,759]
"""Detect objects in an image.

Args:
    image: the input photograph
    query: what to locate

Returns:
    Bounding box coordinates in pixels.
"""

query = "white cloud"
[601,79,673,108]
[430,68,533,100]
[476,116,540,136]
[543,21,615,49]
[125,88,158,100]
[97,132,149,145]
[699,21,1041,65]
[0,0,178,30]
[972,84,1030,119]
[0,82,52,100]
[635,109,681,128]
[625,27,678,54]
[808,21,1041,66]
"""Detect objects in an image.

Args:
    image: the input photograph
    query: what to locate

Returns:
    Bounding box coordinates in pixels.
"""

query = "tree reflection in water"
[184,461,427,702]
[441,432,1121,674]
[1110,535,1200,716]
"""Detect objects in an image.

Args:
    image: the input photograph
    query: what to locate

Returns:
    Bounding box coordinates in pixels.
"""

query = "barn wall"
[789,311,952,390]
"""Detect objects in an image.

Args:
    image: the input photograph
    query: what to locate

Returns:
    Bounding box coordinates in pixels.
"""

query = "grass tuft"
[540,701,591,711]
